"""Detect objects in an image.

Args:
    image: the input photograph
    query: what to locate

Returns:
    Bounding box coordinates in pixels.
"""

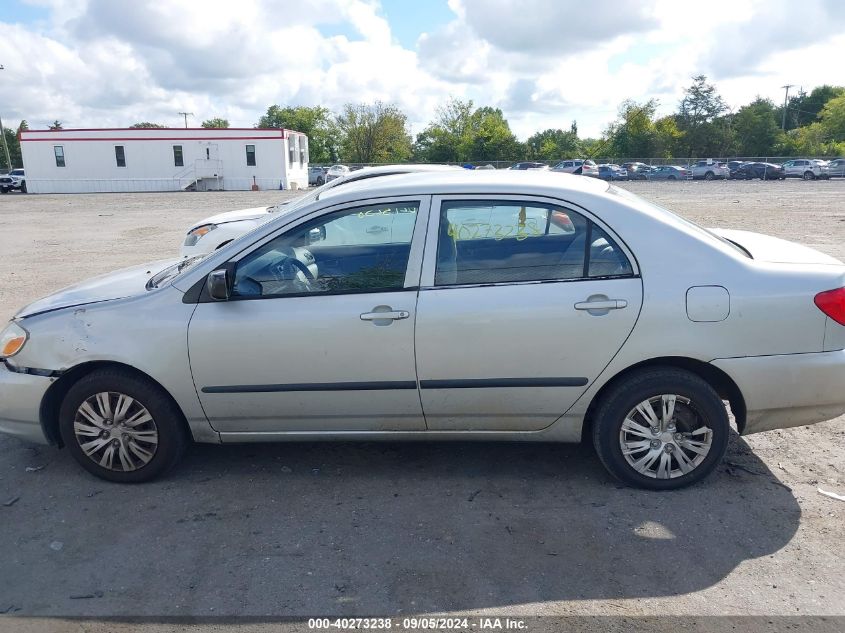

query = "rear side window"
[434,201,633,286]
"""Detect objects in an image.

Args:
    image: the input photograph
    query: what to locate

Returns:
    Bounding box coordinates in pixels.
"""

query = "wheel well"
[39,361,193,447]
[580,357,747,443]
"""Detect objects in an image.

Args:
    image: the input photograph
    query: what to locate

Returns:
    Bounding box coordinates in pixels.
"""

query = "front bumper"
[0,362,53,444]
[712,350,845,435]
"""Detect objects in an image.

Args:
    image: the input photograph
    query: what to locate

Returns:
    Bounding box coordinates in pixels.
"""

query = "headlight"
[0,322,28,358]
[183,224,217,247]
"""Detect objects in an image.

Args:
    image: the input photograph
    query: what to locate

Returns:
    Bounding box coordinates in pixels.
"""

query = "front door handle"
[360,305,410,325]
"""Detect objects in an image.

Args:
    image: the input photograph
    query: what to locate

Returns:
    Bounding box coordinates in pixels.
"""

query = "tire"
[591,368,730,490]
[20,181,27,193]
[59,368,188,483]
[668,175,677,180]
[317,177,325,186]
[704,171,714,181]
[803,171,815,180]
[0,187,8,194]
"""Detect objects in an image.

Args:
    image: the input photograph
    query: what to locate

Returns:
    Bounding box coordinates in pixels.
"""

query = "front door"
[188,197,429,434]
[415,196,642,431]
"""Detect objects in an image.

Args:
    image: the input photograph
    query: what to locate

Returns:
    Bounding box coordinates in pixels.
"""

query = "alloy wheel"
[73,392,159,472]
[618,394,713,479]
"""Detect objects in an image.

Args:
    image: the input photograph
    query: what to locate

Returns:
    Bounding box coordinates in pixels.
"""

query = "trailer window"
[173,145,184,167]
[115,145,126,167]
[54,146,65,168]
[300,135,307,165]
[246,144,256,167]
[288,137,295,167]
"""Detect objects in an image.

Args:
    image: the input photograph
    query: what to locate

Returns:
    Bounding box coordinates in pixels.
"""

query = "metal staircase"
[174,159,224,191]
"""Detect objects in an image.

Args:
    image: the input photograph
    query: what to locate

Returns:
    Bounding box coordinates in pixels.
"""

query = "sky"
[0,0,843,139]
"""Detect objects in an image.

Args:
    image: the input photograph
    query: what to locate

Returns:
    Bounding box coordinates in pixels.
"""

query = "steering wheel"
[269,254,315,293]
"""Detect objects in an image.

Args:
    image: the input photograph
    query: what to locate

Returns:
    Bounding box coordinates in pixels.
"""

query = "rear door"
[414,196,643,431]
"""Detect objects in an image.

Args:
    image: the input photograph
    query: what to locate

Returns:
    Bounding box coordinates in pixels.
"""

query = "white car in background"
[180,165,461,257]
[552,159,599,178]
[782,159,829,180]
[325,164,350,183]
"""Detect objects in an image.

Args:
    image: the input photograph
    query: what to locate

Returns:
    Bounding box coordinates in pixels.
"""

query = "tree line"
[3,76,844,170]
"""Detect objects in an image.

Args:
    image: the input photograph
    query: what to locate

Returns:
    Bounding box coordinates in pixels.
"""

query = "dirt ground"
[0,180,843,623]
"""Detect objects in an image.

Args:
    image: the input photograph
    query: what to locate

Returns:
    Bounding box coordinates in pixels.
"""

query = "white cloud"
[0,0,842,140]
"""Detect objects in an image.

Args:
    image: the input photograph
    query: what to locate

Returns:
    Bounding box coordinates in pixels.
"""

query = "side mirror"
[207,269,231,301]
[307,226,326,244]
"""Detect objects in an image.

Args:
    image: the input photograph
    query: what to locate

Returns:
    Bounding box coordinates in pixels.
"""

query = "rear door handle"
[574,299,627,311]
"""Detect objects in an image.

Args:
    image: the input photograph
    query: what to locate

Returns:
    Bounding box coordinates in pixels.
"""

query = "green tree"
[676,75,732,157]
[653,116,682,158]
[413,98,474,162]
[49,120,63,130]
[606,99,660,158]
[258,105,336,163]
[201,117,229,128]
[525,128,581,160]
[0,120,27,169]
[129,122,166,128]
[819,93,845,142]
[779,85,845,130]
[464,106,521,161]
[731,97,781,156]
[335,102,412,163]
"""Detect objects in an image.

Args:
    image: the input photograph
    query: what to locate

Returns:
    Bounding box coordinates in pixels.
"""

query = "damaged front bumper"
[0,360,55,444]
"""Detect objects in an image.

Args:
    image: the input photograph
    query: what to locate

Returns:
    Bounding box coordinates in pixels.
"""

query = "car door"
[187,196,430,435]
[414,196,643,431]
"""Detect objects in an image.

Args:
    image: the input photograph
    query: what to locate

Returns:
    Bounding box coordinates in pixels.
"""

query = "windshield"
[146,255,206,289]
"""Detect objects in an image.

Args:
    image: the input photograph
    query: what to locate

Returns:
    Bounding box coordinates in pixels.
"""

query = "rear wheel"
[592,368,730,490]
[668,175,677,180]
[803,171,815,180]
[704,171,715,180]
[59,368,188,483]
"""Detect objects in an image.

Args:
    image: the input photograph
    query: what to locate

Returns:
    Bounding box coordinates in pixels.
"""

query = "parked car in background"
[827,158,845,178]
[727,161,748,179]
[179,164,462,257]
[5,170,845,489]
[621,163,653,180]
[597,164,628,181]
[732,162,785,180]
[647,165,691,181]
[782,159,827,180]
[552,159,599,177]
[509,162,549,170]
[308,166,328,186]
[325,165,350,183]
[691,160,729,180]
[0,168,26,193]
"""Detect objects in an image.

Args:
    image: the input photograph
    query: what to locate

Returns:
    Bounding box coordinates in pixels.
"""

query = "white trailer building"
[19,127,309,193]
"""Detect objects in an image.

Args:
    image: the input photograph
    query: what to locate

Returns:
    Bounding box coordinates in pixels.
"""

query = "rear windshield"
[607,185,751,258]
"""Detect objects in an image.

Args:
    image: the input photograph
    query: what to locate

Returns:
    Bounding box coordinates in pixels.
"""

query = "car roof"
[317,169,610,204]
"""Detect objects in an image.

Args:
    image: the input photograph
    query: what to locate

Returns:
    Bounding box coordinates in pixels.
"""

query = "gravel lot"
[0,180,843,622]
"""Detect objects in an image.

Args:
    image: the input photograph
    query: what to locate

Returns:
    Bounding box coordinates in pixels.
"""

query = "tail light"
[815,288,845,325]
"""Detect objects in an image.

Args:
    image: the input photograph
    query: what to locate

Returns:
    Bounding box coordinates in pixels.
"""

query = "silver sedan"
[2,171,844,489]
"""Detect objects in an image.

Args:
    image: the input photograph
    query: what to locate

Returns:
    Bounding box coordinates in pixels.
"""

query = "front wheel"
[592,368,730,490]
[20,181,27,193]
[704,171,714,180]
[803,171,815,180]
[59,368,189,482]
[0,187,8,194]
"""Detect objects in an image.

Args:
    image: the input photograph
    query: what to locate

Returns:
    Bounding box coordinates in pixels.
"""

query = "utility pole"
[0,65,12,171]
[178,111,194,128]
[781,84,794,131]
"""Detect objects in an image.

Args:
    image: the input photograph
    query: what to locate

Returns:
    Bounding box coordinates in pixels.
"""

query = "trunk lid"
[710,228,843,266]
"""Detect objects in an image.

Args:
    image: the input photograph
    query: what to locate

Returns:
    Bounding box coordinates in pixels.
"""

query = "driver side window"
[233,202,420,298]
